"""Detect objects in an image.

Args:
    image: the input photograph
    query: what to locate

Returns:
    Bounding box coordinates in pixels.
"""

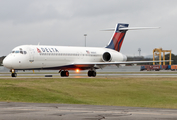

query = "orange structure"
[153,48,171,65]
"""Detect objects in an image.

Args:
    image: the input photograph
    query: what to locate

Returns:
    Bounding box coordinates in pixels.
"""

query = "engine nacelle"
[102,51,127,62]
[102,52,112,62]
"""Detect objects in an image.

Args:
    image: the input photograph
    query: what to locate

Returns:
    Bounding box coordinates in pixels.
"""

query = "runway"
[0,102,177,120]
[1,72,177,78]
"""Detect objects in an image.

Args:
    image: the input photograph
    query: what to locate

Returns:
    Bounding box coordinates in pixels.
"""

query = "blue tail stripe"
[106,40,115,50]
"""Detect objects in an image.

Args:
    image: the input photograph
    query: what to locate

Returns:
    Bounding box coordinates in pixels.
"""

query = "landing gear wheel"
[60,71,69,77]
[65,71,69,76]
[92,71,96,77]
[11,73,17,77]
[88,70,96,77]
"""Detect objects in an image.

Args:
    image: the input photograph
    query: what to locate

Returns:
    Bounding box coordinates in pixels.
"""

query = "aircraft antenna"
[84,34,87,47]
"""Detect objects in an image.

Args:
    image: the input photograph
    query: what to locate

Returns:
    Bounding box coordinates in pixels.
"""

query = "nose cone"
[3,56,12,69]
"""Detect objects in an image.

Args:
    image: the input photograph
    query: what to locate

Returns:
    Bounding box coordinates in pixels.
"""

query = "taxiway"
[0,102,177,120]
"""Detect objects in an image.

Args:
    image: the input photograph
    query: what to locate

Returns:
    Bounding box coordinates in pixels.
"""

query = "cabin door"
[28,47,34,63]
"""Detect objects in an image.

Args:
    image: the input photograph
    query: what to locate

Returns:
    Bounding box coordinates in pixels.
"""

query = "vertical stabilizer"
[106,23,129,52]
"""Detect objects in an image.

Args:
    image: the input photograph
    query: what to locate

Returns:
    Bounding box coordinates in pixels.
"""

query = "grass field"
[0,77,177,109]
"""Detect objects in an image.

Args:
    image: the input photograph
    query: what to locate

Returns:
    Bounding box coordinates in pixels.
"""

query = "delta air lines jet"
[3,23,160,77]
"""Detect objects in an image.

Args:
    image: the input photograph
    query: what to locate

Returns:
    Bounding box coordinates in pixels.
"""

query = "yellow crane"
[153,48,171,65]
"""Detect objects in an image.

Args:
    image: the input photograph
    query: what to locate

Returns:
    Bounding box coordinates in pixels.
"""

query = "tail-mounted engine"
[102,52,112,62]
[102,51,126,62]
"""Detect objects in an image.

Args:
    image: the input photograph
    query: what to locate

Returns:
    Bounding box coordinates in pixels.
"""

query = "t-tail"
[106,23,129,52]
[106,23,159,52]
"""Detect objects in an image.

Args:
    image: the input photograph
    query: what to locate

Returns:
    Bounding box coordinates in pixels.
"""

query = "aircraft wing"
[72,60,171,66]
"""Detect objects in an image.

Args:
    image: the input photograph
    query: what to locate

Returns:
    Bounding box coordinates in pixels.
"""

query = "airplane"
[3,23,162,77]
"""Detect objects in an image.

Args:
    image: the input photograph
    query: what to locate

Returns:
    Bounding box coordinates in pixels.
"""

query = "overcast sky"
[1,0,177,56]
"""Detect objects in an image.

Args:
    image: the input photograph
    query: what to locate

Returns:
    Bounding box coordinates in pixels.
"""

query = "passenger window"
[20,51,23,54]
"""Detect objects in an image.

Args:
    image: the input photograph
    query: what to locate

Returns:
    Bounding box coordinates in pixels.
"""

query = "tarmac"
[0,102,177,120]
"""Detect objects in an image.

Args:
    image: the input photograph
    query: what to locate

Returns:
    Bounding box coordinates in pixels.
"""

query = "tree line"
[127,53,177,65]
[0,56,5,66]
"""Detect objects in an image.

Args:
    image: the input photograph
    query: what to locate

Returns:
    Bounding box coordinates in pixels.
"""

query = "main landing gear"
[88,70,96,77]
[60,70,69,77]
[59,70,96,77]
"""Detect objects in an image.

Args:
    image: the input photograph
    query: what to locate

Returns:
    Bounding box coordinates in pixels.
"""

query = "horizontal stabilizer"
[101,29,115,31]
[119,27,160,31]
[102,27,160,31]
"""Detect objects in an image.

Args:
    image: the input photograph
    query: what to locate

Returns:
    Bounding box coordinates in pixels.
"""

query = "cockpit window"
[12,50,27,54]
[15,51,20,53]
[20,51,23,54]
[24,51,27,54]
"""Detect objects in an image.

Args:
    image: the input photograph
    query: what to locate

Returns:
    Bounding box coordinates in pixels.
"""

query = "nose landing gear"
[11,73,17,77]
[11,69,17,77]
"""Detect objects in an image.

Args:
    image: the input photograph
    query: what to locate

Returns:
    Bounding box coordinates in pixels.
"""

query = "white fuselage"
[3,45,127,71]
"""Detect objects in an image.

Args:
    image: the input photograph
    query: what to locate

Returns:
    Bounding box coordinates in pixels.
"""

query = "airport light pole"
[138,48,141,56]
[84,34,87,47]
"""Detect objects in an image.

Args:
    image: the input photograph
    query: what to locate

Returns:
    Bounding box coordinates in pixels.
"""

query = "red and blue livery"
[106,23,129,52]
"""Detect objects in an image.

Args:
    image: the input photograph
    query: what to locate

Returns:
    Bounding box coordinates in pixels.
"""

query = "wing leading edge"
[72,60,171,66]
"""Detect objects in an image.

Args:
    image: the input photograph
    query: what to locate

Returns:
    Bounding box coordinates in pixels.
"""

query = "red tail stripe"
[112,32,125,51]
